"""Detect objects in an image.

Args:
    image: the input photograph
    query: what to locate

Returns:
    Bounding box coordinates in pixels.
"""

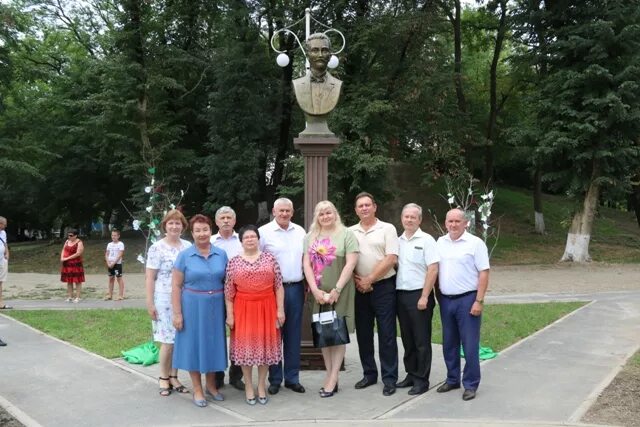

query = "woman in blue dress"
[172,214,228,407]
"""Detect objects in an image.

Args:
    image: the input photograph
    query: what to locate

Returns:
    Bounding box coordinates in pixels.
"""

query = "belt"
[440,290,476,299]
[283,281,303,287]
[397,289,423,293]
[183,288,224,295]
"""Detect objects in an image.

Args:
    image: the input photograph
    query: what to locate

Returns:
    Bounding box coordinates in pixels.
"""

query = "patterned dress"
[305,228,359,333]
[60,240,85,283]
[146,238,192,344]
[225,252,283,366]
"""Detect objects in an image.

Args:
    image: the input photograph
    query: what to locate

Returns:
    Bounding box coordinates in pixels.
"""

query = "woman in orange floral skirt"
[225,225,284,406]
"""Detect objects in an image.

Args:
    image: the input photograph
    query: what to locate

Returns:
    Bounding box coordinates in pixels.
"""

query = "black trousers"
[396,289,435,387]
[215,362,242,385]
[354,275,398,386]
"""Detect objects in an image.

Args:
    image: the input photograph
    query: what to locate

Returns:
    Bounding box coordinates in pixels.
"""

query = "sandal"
[115,296,124,301]
[158,377,172,397]
[169,375,189,393]
[103,294,112,301]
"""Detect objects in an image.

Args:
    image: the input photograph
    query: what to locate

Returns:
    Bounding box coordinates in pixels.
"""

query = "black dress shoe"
[354,377,377,389]
[229,378,245,391]
[436,382,461,393]
[395,376,414,388]
[267,384,280,395]
[462,389,476,401]
[382,385,396,396]
[284,383,306,393]
[0,338,6,346]
[408,384,429,395]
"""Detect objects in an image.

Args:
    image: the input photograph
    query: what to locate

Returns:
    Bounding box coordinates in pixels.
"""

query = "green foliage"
[536,1,640,197]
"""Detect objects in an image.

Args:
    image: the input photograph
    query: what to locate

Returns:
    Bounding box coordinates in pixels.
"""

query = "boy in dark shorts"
[105,230,125,300]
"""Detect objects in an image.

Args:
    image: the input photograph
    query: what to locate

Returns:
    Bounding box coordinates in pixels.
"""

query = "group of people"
[143,192,490,408]
[59,228,126,303]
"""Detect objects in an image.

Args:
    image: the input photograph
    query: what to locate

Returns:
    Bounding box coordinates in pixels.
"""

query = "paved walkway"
[1,289,639,427]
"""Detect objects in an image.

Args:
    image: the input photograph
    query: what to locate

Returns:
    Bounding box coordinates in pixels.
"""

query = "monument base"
[294,133,341,371]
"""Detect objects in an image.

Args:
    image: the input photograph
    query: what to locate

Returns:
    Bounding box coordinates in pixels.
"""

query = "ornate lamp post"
[271,9,345,369]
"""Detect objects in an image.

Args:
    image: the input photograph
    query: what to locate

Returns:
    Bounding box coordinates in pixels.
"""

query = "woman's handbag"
[311,303,350,348]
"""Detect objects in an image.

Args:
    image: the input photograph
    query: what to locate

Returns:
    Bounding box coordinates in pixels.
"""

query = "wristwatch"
[334,287,342,294]
[475,299,484,304]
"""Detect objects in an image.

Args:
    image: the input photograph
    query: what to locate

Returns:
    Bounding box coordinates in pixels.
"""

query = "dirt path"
[3,262,639,300]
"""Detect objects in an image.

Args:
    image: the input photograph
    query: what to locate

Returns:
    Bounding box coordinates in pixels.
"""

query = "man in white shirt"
[0,216,11,311]
[259,198,306,394]
[436,208,490,401]
[396,203,439,395]
[210,206,244,391]
[349,192,399,396]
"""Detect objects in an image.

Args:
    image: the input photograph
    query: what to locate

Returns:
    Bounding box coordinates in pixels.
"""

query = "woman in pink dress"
[225,225,285,406]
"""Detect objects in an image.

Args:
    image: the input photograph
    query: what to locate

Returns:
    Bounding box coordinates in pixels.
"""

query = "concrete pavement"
[1,290,639,426]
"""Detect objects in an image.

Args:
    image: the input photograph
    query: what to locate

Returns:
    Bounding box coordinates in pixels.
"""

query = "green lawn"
[6,301,586,359]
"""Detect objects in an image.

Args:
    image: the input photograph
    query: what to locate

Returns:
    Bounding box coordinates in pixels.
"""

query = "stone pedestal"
[294,135,340,228]
[294,133,340,370]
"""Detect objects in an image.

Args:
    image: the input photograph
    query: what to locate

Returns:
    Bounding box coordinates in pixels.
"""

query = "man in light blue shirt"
[211,206,244,391]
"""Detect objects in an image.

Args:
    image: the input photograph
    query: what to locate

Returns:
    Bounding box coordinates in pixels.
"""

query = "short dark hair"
[354,192,376,206]
[189,214,212,231]
[111,229,120,234]
[238,225,260,242]
[67,228,79,236]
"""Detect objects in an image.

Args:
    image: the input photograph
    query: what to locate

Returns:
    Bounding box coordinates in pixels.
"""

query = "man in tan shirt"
[349,192,399,396]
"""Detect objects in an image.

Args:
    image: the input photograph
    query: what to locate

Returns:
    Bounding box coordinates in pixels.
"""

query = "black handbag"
[311,303,350,348]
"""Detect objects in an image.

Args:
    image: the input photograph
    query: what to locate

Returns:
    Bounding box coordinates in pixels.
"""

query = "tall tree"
[537,0,640,261]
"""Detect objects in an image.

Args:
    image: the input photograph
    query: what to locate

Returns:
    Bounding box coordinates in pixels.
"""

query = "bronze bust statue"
[293,33,342,136]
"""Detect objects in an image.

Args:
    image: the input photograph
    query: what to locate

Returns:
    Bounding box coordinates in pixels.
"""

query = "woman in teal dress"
[172,214,228,407]
[302,200,359,398]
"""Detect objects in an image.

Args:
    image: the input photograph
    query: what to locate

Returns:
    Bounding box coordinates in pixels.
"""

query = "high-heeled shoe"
[258,395,268,405]
[319,384,338,398]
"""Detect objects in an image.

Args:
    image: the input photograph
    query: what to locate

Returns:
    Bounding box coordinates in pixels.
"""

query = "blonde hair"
[308,200,344,241]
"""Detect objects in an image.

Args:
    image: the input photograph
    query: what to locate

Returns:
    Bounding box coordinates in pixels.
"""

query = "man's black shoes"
[0,338,6,346]
[284,383,306,393]
[436,382,461,393]
[462,389,476,401]
[230,378,245,391]
[382,385,396,396]
[408,384,429,395]
[395,376,413,388]
[267,384,280,395]
[354,377,377,389]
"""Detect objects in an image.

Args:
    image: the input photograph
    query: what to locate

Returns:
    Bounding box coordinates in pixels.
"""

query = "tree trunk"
[482,0,507,185]
[561,179,600,262]
[630,180,640,227]
[452,0,466,115]
[533,166,545,234]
